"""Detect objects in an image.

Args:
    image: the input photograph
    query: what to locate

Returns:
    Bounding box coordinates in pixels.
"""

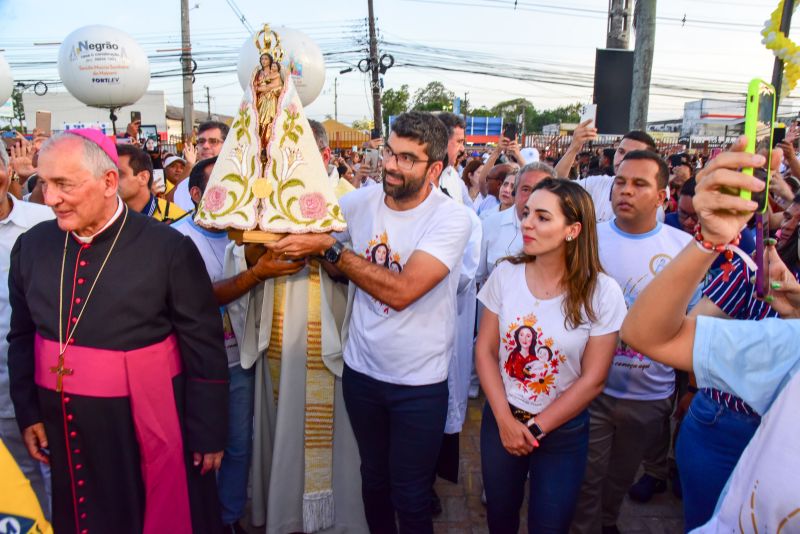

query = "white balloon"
[0,53,12,107]
[58,25,150,109]
[238,26,326,107]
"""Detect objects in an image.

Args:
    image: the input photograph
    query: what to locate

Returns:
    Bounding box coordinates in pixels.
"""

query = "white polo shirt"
[1,196,54,418]
[477,207,522,285]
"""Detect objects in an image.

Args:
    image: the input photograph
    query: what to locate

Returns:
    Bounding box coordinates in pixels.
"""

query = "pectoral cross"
[50,350,74,392]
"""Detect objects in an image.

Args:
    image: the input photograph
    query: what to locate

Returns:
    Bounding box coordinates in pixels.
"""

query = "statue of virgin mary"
[195,24,346,242]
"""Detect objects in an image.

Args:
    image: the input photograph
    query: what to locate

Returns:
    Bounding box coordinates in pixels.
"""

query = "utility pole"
[463,91,468,122]
[771,0,795,110]
[180,0,194,139]
[607,0,633,49]
[367,0,382,134]
[334,78,339,122]
[629,0,656,131]
[205,86,212,120]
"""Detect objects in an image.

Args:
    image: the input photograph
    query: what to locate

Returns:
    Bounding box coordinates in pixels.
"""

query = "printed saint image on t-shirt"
[364,231,403,315]
[502,314,566,404]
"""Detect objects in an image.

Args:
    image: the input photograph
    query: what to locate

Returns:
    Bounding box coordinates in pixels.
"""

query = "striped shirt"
[703,257,789,320]
[701,256,800,415]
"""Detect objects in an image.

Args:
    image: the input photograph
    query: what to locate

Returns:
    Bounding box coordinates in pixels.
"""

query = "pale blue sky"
[0,0,793,124]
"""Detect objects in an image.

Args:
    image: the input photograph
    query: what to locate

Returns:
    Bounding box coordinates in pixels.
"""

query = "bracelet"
[687,385,699,394]
[693,224,757,282]
[693,240,717,254]
[693,224,741,254]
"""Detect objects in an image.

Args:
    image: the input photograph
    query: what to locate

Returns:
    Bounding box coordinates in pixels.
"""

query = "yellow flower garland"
[762,0,800,95]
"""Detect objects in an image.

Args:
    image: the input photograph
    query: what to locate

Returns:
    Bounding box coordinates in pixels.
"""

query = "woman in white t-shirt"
[476,178,627,533]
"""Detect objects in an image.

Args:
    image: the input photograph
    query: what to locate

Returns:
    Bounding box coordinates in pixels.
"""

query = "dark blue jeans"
[342,364,448,534]
[217,363,255,524]
[481,404,589,534]
[676,389,760,531]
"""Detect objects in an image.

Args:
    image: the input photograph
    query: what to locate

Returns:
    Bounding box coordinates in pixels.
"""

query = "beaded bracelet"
[693,224,757,282]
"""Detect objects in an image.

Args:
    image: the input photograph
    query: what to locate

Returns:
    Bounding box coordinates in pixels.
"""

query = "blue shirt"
[694,316,800,413]
[692,316,800,531]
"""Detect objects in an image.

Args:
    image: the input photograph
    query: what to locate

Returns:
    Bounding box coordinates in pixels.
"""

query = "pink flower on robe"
[287,103,298,115]
[298,192,327,220]
[203,185,227,213]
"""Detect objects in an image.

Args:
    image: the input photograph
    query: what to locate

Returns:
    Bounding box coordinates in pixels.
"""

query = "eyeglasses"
[197,137,223,146]
[382,144,429,171]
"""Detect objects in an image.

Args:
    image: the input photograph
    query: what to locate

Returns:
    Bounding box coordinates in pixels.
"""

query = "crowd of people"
[1,105,799,534]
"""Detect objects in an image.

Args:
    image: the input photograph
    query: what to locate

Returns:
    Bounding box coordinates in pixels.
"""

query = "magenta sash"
[34,334,192,534]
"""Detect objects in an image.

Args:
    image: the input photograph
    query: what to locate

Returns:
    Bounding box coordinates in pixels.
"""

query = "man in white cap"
[163,154,187,192]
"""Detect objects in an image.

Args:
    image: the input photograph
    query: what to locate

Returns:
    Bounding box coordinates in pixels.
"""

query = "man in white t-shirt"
[269,112,472,533]
[171,157,304,532]
[572,150,693,534]
[618,143,800,531]
[423,113,483,510]
[435,112,472,205]
[555,125,659,223]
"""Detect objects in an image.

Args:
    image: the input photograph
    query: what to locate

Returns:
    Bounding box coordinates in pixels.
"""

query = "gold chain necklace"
[51,207,128,391]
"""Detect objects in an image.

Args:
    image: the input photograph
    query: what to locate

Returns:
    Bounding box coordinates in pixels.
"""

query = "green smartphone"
[741,78,776,213]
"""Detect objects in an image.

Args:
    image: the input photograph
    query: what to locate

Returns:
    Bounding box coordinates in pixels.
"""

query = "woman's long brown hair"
[506,178,603,330]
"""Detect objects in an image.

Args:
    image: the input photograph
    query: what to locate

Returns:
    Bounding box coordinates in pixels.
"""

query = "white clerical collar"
[71,197,124,244]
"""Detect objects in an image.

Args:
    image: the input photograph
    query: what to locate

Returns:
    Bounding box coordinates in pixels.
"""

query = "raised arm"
[620,139,766,371]
[476,138,507,190]
[554,120,597,178]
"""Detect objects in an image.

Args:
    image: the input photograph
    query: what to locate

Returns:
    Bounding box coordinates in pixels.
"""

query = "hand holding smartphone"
[35,111,52,137]
[579,104,597,127]
[740,78,777,298]
[502,123,518,142]
[740,78,775,214]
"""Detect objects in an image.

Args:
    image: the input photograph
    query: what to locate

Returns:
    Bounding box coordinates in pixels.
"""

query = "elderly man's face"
[38,139,118,234]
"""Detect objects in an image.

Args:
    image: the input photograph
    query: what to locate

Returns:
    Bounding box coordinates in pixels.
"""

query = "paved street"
[245,394,685,533]
[432,397,684,534]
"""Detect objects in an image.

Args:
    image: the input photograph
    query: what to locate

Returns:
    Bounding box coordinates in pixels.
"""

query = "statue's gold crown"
[254,24,284,63]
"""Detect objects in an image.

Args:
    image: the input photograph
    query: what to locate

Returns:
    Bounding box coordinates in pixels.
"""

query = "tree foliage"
[386,79,581,133]
[528,103,581,132]
[351,117,374,131]
[11,86,25,129]
[411,81,455,112]
[484,99,581,133]
[381,84,410,130]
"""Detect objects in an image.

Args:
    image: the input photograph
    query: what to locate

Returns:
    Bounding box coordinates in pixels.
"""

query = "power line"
[222,0,254,34]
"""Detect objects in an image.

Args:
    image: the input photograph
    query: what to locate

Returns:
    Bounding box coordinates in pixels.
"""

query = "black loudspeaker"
[593,49,635,135]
